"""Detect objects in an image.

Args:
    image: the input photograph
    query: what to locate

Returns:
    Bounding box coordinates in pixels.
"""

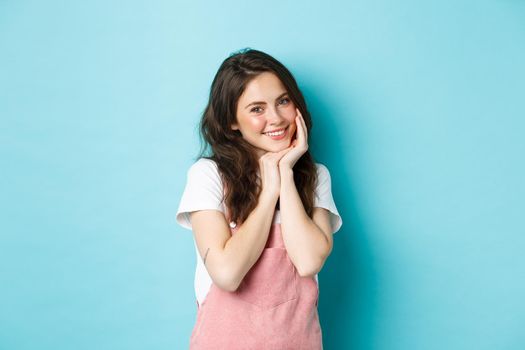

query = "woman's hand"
[279,108,308,171]
[258,146,293,200]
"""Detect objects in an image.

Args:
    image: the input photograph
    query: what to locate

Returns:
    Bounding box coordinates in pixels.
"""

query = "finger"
[295,116,306,145]
[266,151,285,164]
[273,147,291,159]
[298,113,308,140]
[292,113,301,140]
[282,144,294,153]
[299,114,308,142]
[271,146,290,158]
[262,152,278,165]
[297,110,308,138]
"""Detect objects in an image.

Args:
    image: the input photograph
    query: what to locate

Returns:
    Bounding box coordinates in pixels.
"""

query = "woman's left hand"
[279,108,308,171]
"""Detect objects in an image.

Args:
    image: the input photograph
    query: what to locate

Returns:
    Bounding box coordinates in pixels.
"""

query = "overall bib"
[189,211,323,350]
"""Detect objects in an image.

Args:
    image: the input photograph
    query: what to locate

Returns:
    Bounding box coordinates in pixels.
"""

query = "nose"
[266,106,285,126]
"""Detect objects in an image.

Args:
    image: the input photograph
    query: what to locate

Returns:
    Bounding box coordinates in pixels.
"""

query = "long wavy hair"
[197,48,318,225]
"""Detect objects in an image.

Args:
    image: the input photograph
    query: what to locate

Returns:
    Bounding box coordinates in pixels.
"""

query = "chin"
[254,137,292,154]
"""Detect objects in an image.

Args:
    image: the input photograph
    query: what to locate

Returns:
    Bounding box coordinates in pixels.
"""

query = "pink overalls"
[189,212,323,349]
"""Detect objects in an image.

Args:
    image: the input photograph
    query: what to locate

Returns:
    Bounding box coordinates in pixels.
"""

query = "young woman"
[176,48,342,349]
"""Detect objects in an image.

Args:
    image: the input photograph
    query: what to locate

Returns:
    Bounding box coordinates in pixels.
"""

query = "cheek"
[283,103,297,120]
[286,108,298,137]
[247,118,266,133]
[283,107,297,126]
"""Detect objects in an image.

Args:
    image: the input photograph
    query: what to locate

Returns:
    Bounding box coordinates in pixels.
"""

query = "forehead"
[239,72,287,102]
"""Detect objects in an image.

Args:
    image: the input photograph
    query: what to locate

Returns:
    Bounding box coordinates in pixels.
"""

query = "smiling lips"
[263,126,288,140]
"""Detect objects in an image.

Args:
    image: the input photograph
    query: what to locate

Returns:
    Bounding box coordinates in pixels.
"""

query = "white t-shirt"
[176,158,342,306]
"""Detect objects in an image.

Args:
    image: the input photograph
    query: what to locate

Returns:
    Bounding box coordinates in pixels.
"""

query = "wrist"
[280,168,295,188]
[260,187,280,204]
[279,166,294,178]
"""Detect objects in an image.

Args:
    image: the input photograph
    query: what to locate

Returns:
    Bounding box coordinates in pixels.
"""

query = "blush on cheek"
[285,108,298,122]
[249,119,265,133]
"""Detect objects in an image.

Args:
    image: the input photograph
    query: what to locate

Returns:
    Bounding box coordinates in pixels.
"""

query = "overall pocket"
[234,247,298,309]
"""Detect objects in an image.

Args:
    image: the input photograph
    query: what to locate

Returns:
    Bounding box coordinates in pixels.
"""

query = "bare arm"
[190,147,290,292]
[190,191,278,292]
[279,168,333,277]
[277,109,333,277]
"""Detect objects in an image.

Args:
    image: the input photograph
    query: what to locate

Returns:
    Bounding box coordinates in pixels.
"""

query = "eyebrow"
[244,92,289,109]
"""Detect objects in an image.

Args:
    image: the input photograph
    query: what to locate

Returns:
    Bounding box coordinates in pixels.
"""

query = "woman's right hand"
[258,146,293,200]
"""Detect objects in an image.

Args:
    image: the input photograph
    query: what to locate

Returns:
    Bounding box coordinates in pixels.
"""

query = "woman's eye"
[250,106,263,113]
[279,98,290,105]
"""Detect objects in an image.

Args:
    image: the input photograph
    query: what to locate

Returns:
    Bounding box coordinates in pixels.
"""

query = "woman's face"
[233,72,297,158]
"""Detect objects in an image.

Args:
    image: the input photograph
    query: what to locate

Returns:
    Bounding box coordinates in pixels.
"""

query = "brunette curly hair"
[197,48,318,225]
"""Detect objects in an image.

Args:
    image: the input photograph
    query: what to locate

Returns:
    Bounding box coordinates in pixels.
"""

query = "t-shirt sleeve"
[176,158,225,230]
[314,163,342,234]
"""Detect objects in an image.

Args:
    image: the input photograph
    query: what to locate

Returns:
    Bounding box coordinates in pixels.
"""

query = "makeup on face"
[233,72,298,155]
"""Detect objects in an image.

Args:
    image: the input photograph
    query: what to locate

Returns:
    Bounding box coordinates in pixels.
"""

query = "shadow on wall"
[302,77,380,350]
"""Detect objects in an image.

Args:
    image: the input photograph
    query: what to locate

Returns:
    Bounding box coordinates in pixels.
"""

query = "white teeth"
[265,129,285,137]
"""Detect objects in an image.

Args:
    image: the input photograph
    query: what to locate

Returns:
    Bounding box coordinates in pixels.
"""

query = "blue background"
[1,1,524,349]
